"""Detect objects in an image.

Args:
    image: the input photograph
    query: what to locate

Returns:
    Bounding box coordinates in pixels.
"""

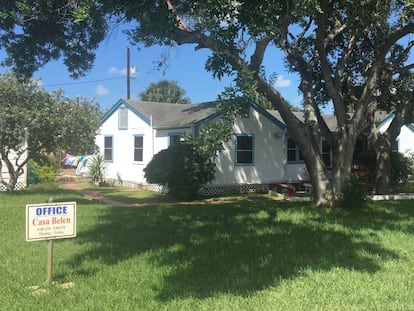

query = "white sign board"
[26,202,76,241]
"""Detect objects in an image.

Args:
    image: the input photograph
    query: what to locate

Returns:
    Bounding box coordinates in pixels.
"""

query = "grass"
[1,185,413,310]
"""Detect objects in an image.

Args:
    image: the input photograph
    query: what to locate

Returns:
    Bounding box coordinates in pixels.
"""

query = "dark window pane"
[134,149,143,161]
[104,136,113,161]
[134,136,143,148]
[170,135,181,147]
[134,136,143,161]
[236,135,253,164]
[237,151,253,163]
[237,136,253,150]
[288,150,296,162]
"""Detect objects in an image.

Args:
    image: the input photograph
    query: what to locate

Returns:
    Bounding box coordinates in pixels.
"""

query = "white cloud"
[108,66,138,77]
[96,84,109,96]
[108,66,127,76]
[273,75,292,88]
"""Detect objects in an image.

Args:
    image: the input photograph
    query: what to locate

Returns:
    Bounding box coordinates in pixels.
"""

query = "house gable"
[100,99,152,128]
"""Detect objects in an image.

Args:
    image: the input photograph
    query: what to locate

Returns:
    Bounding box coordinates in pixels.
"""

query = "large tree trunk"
[330,135,357,200]
[304,154,332,205]
[375,139,392,194]
[368,108,408,194]
[0,151,25,192]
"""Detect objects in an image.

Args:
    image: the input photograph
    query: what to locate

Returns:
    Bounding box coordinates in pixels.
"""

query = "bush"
[27,159,57,184]
[391,152,414,184]
[337,175,367,209]
[144,143,215,200]
[89,154,107,186]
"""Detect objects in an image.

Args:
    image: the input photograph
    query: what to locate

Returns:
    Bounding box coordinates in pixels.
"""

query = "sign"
[26,202,76,241]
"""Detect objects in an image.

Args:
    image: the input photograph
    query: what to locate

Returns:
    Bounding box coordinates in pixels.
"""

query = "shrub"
[144,143,215,200]
[27,159,57,184]
[391,152,414,184]
[337,175,367,209]
[89,154,106,186]
[145,121,231,200]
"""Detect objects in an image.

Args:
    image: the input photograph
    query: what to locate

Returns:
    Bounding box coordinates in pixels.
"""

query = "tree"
[368,72,414,193]
[139,79,190,104]
[0,73,100,191]
[0,0,105,79]
[144,121,231,200]
[1,1,413,204]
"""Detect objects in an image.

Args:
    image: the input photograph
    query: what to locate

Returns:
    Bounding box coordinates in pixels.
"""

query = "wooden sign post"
[26,202,76,285]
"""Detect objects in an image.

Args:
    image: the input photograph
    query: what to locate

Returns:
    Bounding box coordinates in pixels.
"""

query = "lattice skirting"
[0,181,26,191]
[200,184,270,197]
[142,183,270,197]
[143,183,169,193]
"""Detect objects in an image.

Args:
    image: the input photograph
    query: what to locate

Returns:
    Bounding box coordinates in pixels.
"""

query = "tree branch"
[249,34,275,73]
[315,1,346,125]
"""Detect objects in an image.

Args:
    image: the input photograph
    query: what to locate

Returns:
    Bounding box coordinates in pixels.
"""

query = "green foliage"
[0,0,106,78]
[0,72,101,191]
[145,121,231,200]
[391,152,414,184]
[89,153,106,186]
[139,79,190,104]
[144,143,214,200]
[27,159,57,184]
[337,175,367,210]
[50,95,101,155]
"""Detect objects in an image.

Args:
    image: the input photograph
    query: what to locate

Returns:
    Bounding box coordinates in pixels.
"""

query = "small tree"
[139,79,190,104]
[144,121,231,200]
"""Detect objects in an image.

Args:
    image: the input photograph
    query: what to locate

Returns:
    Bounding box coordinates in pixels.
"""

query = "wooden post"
[46,239,53,286]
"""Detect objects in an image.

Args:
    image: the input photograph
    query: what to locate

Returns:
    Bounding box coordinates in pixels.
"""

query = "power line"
[42,76,125,88]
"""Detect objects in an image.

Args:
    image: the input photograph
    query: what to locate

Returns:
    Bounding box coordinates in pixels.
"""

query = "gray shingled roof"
[123,99,217,129]
[123,99,390,132]
[268,110,389,132]
[267,110,340,132]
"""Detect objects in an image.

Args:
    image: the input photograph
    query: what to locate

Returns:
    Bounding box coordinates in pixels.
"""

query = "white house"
[95,100,414,195]
[95,99,311,194]
[377,113,414,156]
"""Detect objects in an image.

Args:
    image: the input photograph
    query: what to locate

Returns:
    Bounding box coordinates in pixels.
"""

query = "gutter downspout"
[150,115,155,156]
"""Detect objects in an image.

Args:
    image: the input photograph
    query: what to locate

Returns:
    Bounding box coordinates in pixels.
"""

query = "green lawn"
[1,185,413,310]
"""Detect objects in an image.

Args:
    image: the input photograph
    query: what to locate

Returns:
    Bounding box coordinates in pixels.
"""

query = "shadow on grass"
[320,200,414,234]
[65,197,403,300]
[79,185,177,205]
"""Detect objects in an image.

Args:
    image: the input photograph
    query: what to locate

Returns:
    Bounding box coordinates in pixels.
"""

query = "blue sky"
[0,29,302,112]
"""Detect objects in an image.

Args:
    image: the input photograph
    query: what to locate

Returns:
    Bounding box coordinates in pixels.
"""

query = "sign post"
[47,240,53,286]
[26,202,76,285]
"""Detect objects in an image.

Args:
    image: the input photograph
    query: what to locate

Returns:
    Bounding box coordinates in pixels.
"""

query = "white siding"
[96,107,153,184]
[212,108,286,185]
[379,117,414,156]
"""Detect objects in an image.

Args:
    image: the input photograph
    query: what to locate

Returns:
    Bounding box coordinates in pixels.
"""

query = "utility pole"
[127,47,130,99]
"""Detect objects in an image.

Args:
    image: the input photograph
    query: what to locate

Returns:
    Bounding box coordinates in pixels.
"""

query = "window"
[169,134,181,147]
[287,137,304,163]
[118,106,128,129]
[322,140,332,167]
[134,136,143,162]
[104,136,113,161]
[236,135,254,165]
